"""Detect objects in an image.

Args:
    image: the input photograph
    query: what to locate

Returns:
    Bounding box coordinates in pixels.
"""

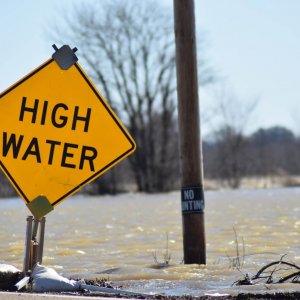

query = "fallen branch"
[234,255,300,286]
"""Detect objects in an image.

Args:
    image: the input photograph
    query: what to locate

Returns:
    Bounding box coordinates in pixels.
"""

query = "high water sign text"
[0,55,136,216]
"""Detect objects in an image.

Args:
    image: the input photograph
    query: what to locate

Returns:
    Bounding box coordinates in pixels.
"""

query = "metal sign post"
[15,216,46,291]
[23,216,46,274]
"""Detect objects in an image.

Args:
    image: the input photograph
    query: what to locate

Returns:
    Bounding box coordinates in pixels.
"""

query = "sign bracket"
[27,195,54,219]
[52,44,78,70]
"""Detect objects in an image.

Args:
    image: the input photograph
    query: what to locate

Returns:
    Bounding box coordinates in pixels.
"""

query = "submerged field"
[1,188,300,296]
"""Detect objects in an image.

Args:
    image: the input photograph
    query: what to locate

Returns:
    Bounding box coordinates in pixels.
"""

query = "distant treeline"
[1,125,299,198]
[203,125,300,189]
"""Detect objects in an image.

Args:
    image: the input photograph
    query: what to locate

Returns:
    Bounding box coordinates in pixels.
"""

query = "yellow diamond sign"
[0,48,136,217]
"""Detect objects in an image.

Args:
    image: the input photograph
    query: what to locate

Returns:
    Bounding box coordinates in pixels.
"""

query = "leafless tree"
[0,173,17,197]
[51,0,213,193]
[207,85,258,188]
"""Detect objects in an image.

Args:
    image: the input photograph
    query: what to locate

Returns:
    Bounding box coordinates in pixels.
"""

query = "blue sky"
[0,0,299,136]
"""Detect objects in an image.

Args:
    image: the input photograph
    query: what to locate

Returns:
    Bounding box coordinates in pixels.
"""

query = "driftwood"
[234,255,300,286]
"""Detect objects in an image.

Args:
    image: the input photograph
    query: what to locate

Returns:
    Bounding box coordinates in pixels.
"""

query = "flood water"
[2,187,300,296]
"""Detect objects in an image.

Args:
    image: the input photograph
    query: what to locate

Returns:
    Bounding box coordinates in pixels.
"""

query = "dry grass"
[152,232,172,267]
[226,226,245,269]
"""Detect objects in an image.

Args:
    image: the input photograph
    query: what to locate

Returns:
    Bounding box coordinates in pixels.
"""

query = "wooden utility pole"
[173,0,206,264]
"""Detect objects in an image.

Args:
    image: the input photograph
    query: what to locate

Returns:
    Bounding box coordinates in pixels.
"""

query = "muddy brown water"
[1,188,300,296]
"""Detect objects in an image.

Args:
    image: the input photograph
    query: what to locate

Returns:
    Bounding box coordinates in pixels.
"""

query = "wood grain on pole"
[173,0,206,264]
